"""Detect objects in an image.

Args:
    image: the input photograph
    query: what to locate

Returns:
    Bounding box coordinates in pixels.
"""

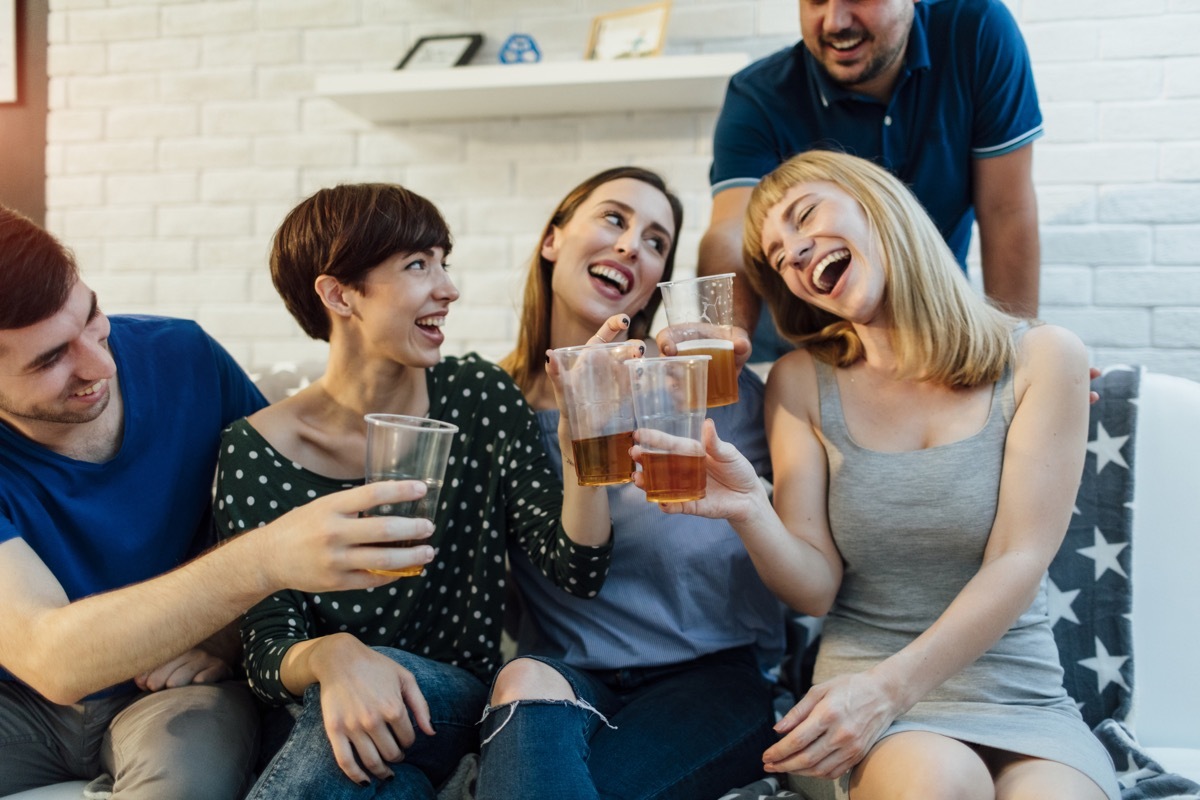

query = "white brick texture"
[41,0,1200,380]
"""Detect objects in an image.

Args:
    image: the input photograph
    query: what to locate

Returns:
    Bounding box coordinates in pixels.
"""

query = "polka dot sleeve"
[463,359,612,598]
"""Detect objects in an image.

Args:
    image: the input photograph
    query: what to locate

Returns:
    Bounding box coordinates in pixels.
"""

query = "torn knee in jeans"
[478,697,617,744]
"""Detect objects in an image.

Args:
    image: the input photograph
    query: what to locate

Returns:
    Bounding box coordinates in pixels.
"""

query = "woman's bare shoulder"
[1014,323,1090,400]
[765,348,822,421]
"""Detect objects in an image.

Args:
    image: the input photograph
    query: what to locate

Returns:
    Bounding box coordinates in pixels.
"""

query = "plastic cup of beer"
[550,340,641,486]
[363,413,458,578]
[657,273,738,408]
[626,355,710,503]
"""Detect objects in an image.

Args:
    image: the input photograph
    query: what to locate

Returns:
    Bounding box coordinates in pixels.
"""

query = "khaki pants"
[0,680,259,799]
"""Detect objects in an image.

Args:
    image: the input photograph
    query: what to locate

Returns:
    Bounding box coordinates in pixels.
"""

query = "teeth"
[588,265,630,294]
[829,36,864,50]
[416,316,445,327]
[813,249,850,291]
[73,380,103,397]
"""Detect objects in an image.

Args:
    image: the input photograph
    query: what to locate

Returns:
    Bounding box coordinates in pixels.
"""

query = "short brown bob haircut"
[271,183,453,341]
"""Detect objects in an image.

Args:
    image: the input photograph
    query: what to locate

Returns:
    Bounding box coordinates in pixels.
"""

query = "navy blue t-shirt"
[711,0,1043,268]
[0,315,266,695]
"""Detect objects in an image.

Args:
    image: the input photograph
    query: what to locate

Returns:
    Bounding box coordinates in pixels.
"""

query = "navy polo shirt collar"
[804,4,932,108]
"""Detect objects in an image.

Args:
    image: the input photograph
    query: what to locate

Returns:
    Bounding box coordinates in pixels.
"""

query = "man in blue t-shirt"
[0,206,440,797]
[700,0,1044,361]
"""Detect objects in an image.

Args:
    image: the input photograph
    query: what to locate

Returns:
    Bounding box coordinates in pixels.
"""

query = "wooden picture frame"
[0,0,17,104]
[585,1,671,61]
[397,33,484,71]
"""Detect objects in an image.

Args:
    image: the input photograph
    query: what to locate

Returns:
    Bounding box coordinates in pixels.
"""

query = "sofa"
[5,366,1198,800]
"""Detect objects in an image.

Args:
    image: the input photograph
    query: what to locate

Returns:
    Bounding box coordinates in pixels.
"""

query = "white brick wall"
[43,0,1200,379]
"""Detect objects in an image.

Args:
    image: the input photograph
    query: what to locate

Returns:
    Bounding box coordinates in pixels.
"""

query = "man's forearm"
[3,479,430,704]
[698,190,762,332]
[974,147,1041,318]
[979,208,1040,318]
[7,534,269,704]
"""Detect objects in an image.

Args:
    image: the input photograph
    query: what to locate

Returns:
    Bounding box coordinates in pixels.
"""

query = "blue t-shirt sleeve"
[711,77,783,192]
[202,331,267,424]
[970,0,1043,158]
[0,512,18,546]
[710,50,804,193]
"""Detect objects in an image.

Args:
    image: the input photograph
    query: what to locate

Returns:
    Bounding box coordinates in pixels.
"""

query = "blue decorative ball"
[499,34,542,64]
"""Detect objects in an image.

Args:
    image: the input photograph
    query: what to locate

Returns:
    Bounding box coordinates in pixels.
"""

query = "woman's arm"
[278,632,434,785]
[646,349,844,615]
[767,325,1091,778]
[497,362,613,597]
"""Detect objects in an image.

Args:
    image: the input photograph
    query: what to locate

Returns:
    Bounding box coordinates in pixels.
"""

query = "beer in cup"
[550,341,641,486]
[657,273,738,408]
[626,355,710,503]
[364,413,458,578]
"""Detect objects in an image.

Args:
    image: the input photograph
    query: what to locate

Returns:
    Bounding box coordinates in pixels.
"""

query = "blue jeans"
[245,647,486,800]
[475,646,776,800]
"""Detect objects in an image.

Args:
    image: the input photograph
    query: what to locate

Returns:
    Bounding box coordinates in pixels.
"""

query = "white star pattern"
[1086,422,1130,473]
[1046,577,1081,627]
[1117,750,1161,789]
[1078,636,1130,694]
[1076,526,1129,581]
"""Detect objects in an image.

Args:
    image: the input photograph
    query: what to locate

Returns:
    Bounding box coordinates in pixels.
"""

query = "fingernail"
[638,344,645,355]
[621,315,630,326]
[545,354,550,364]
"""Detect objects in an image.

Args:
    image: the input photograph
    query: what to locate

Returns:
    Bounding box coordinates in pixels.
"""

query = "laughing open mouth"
[589,265,631,295]
[416,315,446,330]
[812,249,851,294]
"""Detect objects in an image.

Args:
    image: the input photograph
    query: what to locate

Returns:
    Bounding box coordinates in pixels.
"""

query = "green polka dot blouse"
[214,354,612,704]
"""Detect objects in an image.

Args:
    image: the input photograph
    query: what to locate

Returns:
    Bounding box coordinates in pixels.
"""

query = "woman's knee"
[852,732,994,800]
[489,659,575,705]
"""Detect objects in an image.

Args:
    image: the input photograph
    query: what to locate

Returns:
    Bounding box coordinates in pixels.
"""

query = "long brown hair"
[743,151,1019,387]
[500,167,684,394]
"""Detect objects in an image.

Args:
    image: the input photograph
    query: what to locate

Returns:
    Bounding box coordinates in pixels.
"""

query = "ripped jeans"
[475,646,776,800]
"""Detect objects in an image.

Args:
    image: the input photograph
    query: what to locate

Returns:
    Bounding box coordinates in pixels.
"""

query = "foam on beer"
[676,338,733,352]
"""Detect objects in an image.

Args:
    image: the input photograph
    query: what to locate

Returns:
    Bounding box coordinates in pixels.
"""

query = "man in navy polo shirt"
[0,205,437,798]
[699,0,1044,361]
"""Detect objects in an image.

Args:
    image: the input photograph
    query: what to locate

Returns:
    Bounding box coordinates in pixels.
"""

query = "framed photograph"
[0,0,16,104]
[396,33,484,71]
[585,1,671,61]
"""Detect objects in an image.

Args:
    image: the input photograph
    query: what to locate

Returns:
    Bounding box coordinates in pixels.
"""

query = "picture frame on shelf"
[0,0,17,104]
[585,1,670,61]
[397,33,484,70]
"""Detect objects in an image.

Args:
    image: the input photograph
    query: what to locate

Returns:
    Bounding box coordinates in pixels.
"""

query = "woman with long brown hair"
[476,167,784,800]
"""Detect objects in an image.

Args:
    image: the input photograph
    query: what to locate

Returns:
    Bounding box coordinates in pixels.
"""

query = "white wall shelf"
[314,53,749,124]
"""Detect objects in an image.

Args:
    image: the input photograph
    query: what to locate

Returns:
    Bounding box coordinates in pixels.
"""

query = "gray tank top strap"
[813,358,850,443]
[996,323,1032,428]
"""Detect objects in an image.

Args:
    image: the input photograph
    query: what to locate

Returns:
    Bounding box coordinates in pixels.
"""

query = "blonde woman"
[649,151,1119,800]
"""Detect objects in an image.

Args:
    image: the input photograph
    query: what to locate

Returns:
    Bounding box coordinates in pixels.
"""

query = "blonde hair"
[500,167,683,394]
[743,150,1020,387]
